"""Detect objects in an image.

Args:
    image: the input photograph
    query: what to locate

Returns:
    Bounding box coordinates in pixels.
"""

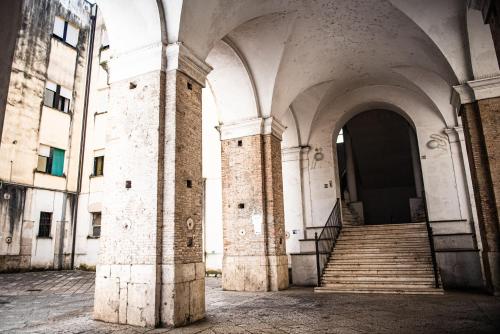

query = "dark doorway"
[336,110,423,225]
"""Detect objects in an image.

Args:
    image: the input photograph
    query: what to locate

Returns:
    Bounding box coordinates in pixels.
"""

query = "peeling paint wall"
[0,0,91,272]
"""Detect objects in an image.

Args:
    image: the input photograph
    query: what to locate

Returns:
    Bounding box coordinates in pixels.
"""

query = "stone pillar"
[408,128,424,198]
[281,147,305,253]
[93,43,212,327]
[219,118,289,291]
[344,131,357,202]
[300,146,313,236]
[454,78,500,294]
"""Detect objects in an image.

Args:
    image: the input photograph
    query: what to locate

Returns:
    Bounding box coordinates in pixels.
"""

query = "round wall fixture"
[314,148,324,161]
[239,229,246,236]
[186,217,194,230]
[427,139,439,149]
[5,236,12,244]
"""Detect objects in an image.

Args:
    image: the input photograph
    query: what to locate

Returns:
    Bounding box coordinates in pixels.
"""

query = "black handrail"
[422,193,440,288]
[314,198,342,287]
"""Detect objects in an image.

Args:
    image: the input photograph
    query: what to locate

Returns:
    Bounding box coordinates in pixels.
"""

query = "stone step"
[334,245,430,251]
[328,258,432,265]
[324,262,433,269]
[315,286,443,295]
[331,253,432,260]
[319,281,435,288]
[323,269,434,275]
[339,235,428,241]
[322,274,435,282]
[342,223,426,229]
[333,248,430,254]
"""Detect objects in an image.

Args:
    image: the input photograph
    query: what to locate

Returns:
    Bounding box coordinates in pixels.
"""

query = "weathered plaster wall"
[0,0,91,272]
[0,0,22,144]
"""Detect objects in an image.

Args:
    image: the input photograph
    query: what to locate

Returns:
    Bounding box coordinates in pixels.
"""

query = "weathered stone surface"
[221,130,288,292]
[2,271,500,334]
[462,99,500,294]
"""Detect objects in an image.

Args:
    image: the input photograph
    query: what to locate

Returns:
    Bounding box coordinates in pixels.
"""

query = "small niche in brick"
[187,82,193,90]
[238,203,245,209]
[129,82,137,89]
[187,180,192,188]
[125,180,132,189]
[187,237,193,247]
[237,140,243,147]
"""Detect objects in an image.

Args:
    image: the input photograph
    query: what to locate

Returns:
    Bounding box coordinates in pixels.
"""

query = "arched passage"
[336,109,425,225]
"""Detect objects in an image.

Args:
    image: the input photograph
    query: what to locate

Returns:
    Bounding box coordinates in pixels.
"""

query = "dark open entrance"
[336,109,424,225]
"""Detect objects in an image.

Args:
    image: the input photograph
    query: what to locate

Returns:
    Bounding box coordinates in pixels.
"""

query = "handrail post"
[315,232,321,287]
[423,193,440,288]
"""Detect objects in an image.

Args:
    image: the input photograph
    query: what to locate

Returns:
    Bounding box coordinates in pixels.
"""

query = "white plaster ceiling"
[97,0,483,147]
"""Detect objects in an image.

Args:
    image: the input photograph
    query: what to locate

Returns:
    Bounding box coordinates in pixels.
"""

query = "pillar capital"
[452,76,500,109]
[282,146,301,162]
[444,126,465,143]
[218,117,286,141]
[166,43,212,87]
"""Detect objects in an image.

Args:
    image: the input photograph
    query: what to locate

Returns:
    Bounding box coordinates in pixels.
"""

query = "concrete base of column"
[160,262,205,327]
[222,255,289,291]
[486,251,500,295]
[94,264,159,327]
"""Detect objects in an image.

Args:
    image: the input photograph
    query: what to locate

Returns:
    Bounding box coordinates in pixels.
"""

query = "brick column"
[220,118,289,291]
[461,99,500,294]
[93,43,211,327]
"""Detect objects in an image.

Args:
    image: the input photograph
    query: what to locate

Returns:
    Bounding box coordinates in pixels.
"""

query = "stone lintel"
[218,117,287,141]
[452,76,500,109]
[166,43,212,87]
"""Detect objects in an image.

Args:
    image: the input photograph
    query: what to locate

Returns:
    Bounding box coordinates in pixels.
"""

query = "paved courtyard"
[0,271,500,333]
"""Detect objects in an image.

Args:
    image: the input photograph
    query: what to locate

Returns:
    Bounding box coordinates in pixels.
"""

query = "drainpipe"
[70,4,97,269]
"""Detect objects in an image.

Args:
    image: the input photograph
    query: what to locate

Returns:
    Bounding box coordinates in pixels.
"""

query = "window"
[93,156,104,176]
[53,16,79,47]
[37,146,65,177]
[38,212,52,238]
[91,212,101,238]
[44,81,71,113]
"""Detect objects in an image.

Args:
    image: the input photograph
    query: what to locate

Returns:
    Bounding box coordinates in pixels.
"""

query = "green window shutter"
[50,148,65,176]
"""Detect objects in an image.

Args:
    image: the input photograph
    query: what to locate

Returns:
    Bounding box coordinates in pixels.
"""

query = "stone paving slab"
[1,271,500,333]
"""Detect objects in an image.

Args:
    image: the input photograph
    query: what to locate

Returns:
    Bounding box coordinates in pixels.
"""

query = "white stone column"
[281,147,305,253]
[444,127,475,222]
[300,146,313,235]
[344,131,357,202]
[93,42,212,328]
[408,128,424,198]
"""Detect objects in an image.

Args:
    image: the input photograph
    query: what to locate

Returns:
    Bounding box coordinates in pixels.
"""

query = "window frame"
[52,16,79,48]
[91,212,101,238]
[93,156,104,177]
[43,82,71,113]
[36,146,65,177]
[38,212,53,238]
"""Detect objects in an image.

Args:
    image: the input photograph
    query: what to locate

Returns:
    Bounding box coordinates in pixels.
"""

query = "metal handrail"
[314,198,342,287]
[422,193,440,288]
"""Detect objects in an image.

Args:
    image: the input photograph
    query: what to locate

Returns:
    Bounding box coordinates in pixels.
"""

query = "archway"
[335,109,425,225]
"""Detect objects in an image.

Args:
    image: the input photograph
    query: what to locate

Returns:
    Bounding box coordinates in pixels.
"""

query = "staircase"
[341,201,362,226]
[315,222,443,295]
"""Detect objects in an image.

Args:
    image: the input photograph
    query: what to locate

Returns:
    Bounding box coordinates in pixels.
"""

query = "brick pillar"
[219,118,289,291]
[93,43,211,327]
[160,44,211,326]
[461,98,500,294]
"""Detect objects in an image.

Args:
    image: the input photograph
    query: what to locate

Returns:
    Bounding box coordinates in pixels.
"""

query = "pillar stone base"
[160,262,205,326]
[223,255,288,291]
[94,264,159,327]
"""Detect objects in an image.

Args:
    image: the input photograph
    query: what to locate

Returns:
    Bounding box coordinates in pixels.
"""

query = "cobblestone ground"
[1,271,500,333]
